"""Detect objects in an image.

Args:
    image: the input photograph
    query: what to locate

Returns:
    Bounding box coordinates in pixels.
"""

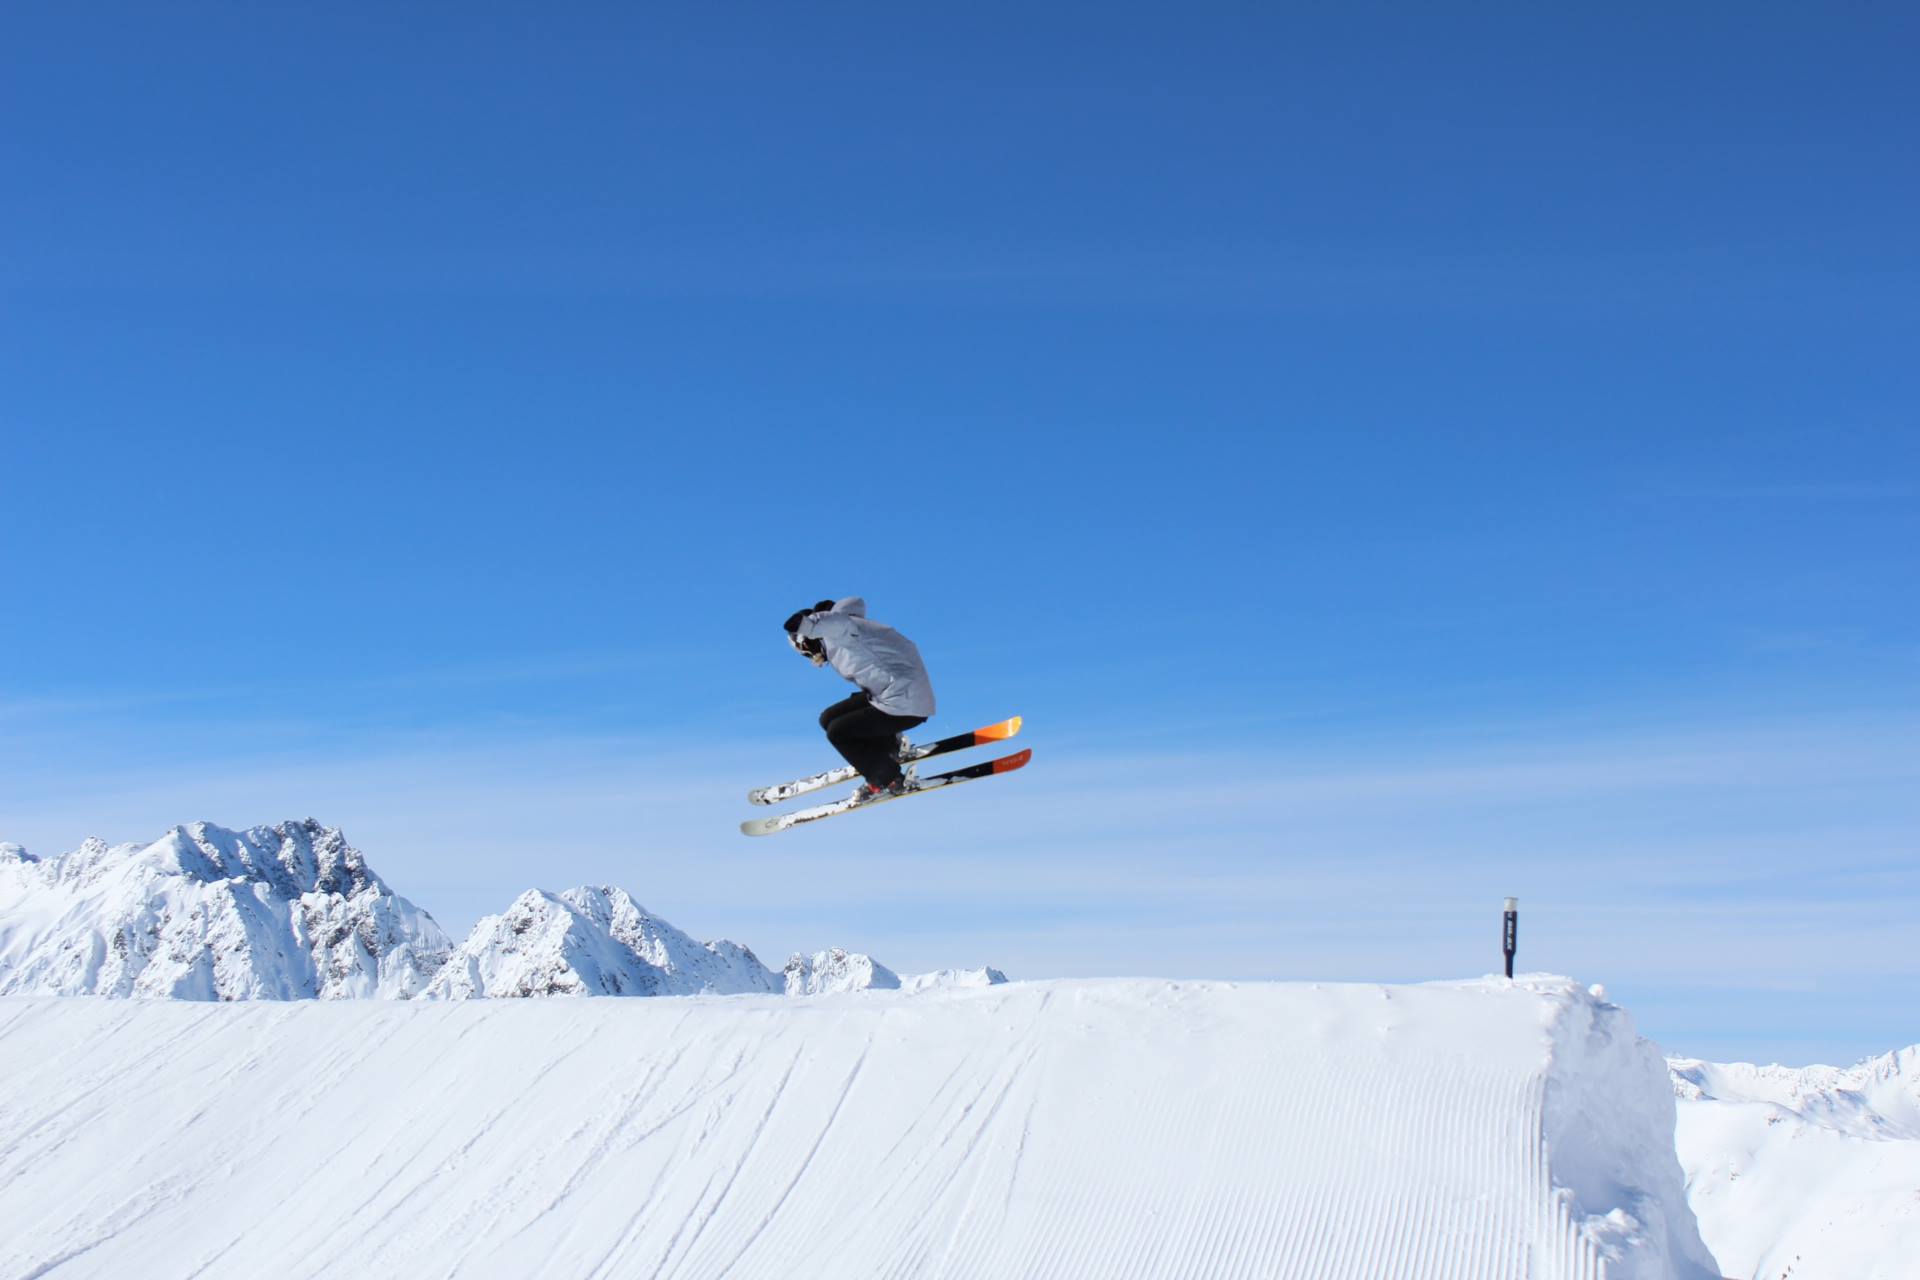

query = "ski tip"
[979,715,1022,741]
[993,748,1033,774]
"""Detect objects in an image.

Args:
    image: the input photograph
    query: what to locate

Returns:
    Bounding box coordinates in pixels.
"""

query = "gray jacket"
[797,597,936,718]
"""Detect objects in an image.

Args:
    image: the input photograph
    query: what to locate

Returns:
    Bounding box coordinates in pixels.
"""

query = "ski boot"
[851,774,917,805]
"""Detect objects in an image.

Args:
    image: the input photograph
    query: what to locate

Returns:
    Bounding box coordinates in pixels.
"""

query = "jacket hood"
[831,596,868,618]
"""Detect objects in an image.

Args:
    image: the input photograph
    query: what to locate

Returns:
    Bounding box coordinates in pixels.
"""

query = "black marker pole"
[1502,897,1518,979]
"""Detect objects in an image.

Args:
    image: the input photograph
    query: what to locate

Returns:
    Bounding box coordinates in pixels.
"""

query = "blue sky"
[3,5,1915,1063]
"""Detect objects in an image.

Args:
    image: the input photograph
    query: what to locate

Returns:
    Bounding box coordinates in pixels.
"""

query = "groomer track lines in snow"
[742,597,1030,836]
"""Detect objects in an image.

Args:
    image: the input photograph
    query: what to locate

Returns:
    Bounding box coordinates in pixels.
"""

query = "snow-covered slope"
[900,964,1008,993]
[423,885,781,998]
[0,976,1719,1280]
[0,819,448,999]
[781,950,1007,995]
[783,945,901,994]
[1671,1045,1920,1279]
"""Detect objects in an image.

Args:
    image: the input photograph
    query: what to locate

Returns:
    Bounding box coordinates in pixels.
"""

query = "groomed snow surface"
[0,977,1718,1280]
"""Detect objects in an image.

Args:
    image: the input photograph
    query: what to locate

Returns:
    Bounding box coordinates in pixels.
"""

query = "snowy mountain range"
[0,820,1003,1002]
[1669,1045,1920,1278]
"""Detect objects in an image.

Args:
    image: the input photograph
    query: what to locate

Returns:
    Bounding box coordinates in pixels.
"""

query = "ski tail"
[914,715,1023,755]
[925,746,1031,783]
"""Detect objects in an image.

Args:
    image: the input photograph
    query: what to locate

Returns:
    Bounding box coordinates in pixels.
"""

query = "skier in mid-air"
[783,597,935,803]
[745,598,1023,834]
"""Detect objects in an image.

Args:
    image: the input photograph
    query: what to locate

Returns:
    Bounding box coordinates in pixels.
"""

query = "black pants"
[819,692,926,787]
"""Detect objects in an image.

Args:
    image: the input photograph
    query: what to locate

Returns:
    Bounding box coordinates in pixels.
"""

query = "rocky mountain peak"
[0,821,448,1000]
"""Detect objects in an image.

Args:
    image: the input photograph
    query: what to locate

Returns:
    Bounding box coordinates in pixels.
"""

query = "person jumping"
[783,597,935,803]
